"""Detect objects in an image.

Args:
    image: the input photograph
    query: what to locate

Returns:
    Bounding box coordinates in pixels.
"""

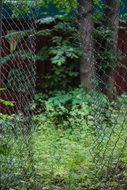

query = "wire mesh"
[0,0,127,190]
[77,1,127,189]
[0,1,37,189]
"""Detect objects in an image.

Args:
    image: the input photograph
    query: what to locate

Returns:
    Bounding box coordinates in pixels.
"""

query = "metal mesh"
[0,1,37,189]
[0,0,127,190]
[77,1,127,189]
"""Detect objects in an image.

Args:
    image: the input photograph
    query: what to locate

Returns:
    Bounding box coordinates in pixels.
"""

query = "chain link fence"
[0,1,37,189]
[0,0,127,190]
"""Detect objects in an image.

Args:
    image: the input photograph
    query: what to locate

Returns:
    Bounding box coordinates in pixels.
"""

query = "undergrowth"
[1,90,127,190]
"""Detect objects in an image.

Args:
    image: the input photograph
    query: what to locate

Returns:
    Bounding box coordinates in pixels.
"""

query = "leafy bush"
[36,15,80,92]
[34,88,110,128]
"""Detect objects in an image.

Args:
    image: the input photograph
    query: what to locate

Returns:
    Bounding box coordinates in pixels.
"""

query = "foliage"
[1,91,127,189]
[3,0,113,15]
[2,1,126,93]
[1,1,127,189]
[94,23,125,70]
[33,99,127,189]
[36,15,80,91]
[35,10,124,92]
[34,88,111,130]
[0,113,36,189]
[30,88,127,190]
[3,0,77,16]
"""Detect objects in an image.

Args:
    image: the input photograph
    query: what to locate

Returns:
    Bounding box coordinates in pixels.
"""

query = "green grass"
[1,94,127,189]
[1,120,127,190]
[32,120,127,190]
[33,124,94,190]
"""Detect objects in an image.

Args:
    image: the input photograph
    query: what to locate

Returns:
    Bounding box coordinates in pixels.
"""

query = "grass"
[32,119,127,190]
[1,95,127,189]
[33,124,94,190]
[1,121,127,189]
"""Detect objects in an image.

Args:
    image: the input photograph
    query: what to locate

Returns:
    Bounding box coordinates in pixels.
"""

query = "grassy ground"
[1,94,127,189]
[33,120,127,190]
[1,120,127,189]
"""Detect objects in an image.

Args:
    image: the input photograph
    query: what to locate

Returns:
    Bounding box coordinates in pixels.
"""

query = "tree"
[77,0,120,95]
[2,0,121,96]
[102,0,120,98]
[78,0,96,91]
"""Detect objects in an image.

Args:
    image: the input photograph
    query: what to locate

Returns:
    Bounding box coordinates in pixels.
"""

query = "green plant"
[1,92,127,189]
[37,15,80,91]
[33,88,116,132]
[0,113,36,190]
[33,91,127,189]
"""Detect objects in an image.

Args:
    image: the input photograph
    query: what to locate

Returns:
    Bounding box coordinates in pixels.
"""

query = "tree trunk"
[78,0,96,92]
[103,0,120,98]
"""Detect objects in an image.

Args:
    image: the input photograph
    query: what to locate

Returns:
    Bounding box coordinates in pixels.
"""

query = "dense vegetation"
[1,90,127,189]
[1,0,127,190]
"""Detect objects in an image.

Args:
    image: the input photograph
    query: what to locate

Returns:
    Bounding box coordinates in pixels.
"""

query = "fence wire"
[0,0,127,190]
[0,1,37,189]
